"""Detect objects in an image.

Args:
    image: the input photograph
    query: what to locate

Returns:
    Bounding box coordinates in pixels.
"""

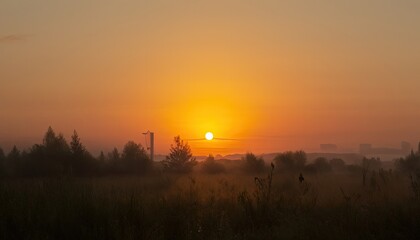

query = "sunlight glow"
[205,132,214,141]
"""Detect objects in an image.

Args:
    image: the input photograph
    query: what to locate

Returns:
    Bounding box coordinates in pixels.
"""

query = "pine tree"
[69,130,94,175]
[163,136,196,173]
[43,126,56,148]
[108,148,120,162]
[6,146,21,176]
[70,130,85,157]
[108,148,120,173]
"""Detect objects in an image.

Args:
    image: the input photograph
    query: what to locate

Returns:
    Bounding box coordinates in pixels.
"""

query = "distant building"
[320,144,338,152]
[359,142,411,155]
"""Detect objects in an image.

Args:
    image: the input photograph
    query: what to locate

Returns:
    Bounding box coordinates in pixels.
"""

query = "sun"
[205,132,214,141]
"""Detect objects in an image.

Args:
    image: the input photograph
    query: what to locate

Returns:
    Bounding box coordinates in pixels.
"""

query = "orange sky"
[1,1,420,155]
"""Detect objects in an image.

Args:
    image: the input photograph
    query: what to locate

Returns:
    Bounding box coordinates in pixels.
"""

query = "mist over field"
[1,128,420,239]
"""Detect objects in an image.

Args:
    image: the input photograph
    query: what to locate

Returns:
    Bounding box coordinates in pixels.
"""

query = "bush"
[273,151,306,173]
[201,155,225,174]
[242,152,265,174]
[121,141,152,174]
[305,157,332,174]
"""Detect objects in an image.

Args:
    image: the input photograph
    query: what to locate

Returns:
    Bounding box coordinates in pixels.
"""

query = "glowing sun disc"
[205,132,214,140]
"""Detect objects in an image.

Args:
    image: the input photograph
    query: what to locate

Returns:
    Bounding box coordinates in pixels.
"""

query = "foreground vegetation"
[1,170,420,240]
[2,127,420,239]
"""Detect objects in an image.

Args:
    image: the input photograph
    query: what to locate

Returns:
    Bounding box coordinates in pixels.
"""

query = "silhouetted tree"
[69,130,96,175]
[96,151,106,174]
[24,126,72,176]
[6,146,21,176]
[70,130,85,157]
[396,151,420,174]
[121,141,151,174]
[242,152,265,174]
[361,157,381,186]
[108,147,120,173]
[26,144,46,176]
[273,151,306,173]
[305,157,332,174]
[163,136,196,173]
[98,151,106,163]
[19,150,31,176]
[43,127,69,153]
[0,147,5,177]
[201,154,225,174]
[44,126,70,153]
[47,127,71,174]
[108,148,120,162]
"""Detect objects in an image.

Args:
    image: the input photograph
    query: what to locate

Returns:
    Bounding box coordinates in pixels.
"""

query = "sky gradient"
[1,0,420,155]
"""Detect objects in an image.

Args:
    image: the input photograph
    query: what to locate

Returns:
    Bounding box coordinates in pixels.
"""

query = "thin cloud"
[0,34,29,43]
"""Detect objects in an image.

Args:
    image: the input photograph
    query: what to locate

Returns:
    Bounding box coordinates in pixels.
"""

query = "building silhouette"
[359,141,411,155]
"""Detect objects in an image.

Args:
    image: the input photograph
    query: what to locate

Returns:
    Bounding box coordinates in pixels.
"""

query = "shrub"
[121,141,152,174]
[273,150,306,173]
[242,152,265,174]
[201,154,225,174]
[305,157,332,174]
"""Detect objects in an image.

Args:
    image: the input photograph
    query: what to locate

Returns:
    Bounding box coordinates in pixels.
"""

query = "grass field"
[1,170,420,240]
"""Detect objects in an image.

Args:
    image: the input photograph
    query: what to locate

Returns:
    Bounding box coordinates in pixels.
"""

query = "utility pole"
[142,131,154,162]
[150,132,154,162]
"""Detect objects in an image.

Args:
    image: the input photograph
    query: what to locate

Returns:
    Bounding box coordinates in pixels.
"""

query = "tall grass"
[0,171,420,240]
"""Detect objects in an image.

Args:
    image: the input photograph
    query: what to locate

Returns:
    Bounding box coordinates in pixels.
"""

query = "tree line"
[1,127,419,178]
[205,147,420,175]
[0,127,206,177]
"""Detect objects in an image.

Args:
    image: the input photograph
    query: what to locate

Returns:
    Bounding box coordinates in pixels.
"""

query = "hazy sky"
[1,0,420,155]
